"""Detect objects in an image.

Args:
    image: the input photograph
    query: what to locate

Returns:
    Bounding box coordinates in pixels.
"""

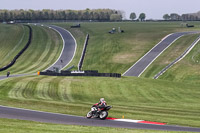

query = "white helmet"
[100,98,105,103]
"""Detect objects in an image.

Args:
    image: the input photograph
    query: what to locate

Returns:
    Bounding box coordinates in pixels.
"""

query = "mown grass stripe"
[12,26,48,73]
[8,76,38,99]
[20,27,62,73]
[0,25,25,65]
[3,25,62,75]
[22,76,46,99]
[0,24,29,69]
[47,77,61,101]
[58,78,74,102]
[35,76,57,100]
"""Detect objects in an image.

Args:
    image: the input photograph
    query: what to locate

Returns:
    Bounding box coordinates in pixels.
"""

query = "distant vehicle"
[186,24,194,28]
[7,21,15,24]
[70,24,81,28]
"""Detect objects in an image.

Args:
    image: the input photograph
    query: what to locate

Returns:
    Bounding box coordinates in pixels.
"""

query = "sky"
[1,0,200,19]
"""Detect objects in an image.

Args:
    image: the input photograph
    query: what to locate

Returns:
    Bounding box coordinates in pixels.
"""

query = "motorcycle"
[86,104,112,120]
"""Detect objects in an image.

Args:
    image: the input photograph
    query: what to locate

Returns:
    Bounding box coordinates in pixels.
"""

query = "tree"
[110,14,122,21]
[139,13,146,21]
[130,12,136,20]
[163,14,170,20]
[170,13,181,20]
[181,14,189,21]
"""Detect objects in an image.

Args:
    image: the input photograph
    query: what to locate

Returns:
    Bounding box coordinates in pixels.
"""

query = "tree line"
[163,12,200,21]
[0,9,123,22]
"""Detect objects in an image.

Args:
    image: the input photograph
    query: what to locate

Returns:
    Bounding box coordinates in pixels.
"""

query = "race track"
[123,32,200,77]
[1,26,200,132]
[45,25,76,71]
[0,105,200,132]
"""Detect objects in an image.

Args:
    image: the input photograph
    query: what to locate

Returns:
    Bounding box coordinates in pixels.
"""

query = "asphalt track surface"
[1,27,200,131]
[44,25,76,71]
[0,74,35,81]
[0,105,200,132]
[154,35,200,79]
[123,31,200,77]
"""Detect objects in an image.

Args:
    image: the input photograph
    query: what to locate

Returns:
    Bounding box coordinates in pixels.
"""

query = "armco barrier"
[78,34,89,71]
[40,70,121,78]
[0,25,32,71]
[154,36,200,79]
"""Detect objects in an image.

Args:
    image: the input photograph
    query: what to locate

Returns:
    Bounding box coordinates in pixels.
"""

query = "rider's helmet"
[100,98,105,103]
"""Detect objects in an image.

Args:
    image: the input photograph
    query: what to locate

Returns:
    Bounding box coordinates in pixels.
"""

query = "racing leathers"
[93,101,107,111]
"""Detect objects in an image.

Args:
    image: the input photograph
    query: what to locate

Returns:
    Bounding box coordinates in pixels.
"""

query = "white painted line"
[43,26,65,71]
[114,119,143,123]
[137,34,184,77]
[122,33,173,76]
[123,32,200,77]
[50,25,77,70]
[155,36,200,79]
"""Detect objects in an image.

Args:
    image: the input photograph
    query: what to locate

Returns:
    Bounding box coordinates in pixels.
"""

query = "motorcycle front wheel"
[86,111,93,119]
[99,111,108,120]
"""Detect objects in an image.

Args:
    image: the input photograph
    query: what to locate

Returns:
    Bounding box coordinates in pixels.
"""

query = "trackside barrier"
[40,70,121,78]
[0,25,32,71]
[154,36,200,79]
[78,34,89,71]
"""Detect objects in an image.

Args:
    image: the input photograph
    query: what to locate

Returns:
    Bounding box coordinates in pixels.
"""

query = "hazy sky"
[1,0,200,19]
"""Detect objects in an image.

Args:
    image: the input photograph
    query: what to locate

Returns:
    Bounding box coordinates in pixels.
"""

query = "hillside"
[0,24,63,75]
[0,24,29,68]
[0,22,200,130]
[56,22,200,78]
[141,34,200,81]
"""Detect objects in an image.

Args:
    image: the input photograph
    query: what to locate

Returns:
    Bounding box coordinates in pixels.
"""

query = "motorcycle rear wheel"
[99,111,108,120]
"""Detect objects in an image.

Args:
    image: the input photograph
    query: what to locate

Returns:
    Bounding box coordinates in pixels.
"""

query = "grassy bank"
[141,34,200,79]
[159,40,200,83]
[0,24,29,68]
[0,25,63,75]
[0,75,199,127]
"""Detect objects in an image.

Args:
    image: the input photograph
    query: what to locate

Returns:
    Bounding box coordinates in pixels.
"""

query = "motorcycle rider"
[93,98,107,112]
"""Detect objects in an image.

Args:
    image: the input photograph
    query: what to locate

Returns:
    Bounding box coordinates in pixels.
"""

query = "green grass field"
[0,25,63,75]
[0,75,200,127]
[141,34,200,80]
[158,38,200,83]
[0,24,29,68]
[55,22,200,74]
[1,22,200,132]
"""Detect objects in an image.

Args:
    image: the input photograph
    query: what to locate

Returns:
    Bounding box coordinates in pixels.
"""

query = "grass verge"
[0,25,63,75]
[0,118,194,133]
[141,34,200,79]
[0,24,29,68]
[0,75,199,127]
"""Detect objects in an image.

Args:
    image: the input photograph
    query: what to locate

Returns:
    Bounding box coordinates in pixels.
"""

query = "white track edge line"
[137,35,184,77]
[154,36,200,79]
[50,25,77,70]
[43,26,65,71]
[122,33,173,76]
